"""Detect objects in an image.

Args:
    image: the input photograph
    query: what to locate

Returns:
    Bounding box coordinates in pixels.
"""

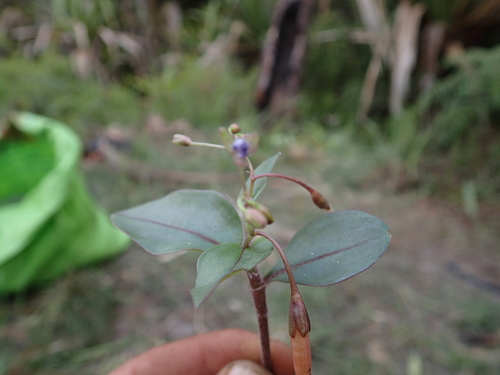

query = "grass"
[138,57,259,128]
[4,125,500,374]
[0,45,499,375]
[0,52,258,137]
[0,54,142,137]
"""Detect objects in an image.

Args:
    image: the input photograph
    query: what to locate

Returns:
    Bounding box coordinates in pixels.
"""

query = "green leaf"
[233,237,273,271]
[266,211,391,286]
[111,190,243,255]
[190,237,274,307]
[191,243,243,308]
[241,153,281,199]
[219,126,234,152]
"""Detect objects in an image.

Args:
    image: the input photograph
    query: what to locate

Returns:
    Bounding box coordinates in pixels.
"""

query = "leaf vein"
[117,213,219,245]
[266,237,382,281]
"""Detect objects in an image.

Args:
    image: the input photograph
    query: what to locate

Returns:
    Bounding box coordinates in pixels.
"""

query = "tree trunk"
[255,0,313,120]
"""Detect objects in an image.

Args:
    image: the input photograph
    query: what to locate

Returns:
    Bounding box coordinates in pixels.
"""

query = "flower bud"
[289,290,312,375]
[290,332,312,375]
[244,199,274,225]
[310,189,332,211]
[172,134,192,146]
[256,204,274,225]
[228,123,241,134]
[289,291,311,338]
[232,138,250,159]
[244,208,268,229]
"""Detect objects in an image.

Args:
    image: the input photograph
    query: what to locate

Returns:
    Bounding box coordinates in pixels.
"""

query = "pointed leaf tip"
[267,210,390,286]
[240,153,281,200]
[191,243,242,308]
[191,238,273,308]
[111,189,243,255]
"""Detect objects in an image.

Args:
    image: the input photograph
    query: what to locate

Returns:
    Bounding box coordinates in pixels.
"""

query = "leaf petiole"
[238,166,248,192]
[246,158,256,197]
[254,231,300,294]
[252,173,332,211]
[254,230,312,375]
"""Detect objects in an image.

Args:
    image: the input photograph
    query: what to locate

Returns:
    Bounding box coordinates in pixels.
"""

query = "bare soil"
[1,139,499,375]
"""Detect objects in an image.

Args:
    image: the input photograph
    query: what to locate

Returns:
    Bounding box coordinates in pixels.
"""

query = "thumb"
[216,360,273,375]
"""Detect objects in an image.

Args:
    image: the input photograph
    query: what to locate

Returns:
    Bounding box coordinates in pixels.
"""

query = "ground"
[1,128,499,375]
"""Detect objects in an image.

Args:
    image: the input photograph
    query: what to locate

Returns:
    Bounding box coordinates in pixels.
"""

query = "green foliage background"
[1,1,499,374]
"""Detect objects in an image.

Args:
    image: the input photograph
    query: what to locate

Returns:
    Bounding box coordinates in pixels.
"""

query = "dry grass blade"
[358,36,387,120]
[419,21,446,93]
[355,0,390,119]
[354,0,387,34]
[389,1,425,115]
[32,22,52,55]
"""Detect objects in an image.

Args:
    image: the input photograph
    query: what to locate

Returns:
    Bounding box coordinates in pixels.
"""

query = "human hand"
[108,328,294,375]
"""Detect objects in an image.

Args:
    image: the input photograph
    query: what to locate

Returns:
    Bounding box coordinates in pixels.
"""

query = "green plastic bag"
[0,112,129,294]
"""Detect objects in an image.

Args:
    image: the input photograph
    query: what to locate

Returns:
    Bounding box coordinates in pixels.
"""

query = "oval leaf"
[191,243,242,308]
[190,238,274,308]
[266,211,391,286]
[111,190,243,255]
[240,153,281,199]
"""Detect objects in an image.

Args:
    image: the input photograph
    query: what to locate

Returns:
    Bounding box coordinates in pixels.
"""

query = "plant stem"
[246,158,256,196]
[252,173,332,211]
[255,230,312,375]
[190,141,225,149]
[247,267,273,373]
[238,166,248,192]
[254,231,299,295]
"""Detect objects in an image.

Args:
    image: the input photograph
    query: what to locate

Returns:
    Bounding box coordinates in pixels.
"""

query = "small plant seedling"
[111,125,391,374]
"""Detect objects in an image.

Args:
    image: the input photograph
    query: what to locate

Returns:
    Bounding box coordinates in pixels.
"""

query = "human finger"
[108,328,294,375]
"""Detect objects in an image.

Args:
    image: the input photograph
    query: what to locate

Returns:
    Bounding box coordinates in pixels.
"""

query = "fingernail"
[216,360,273,375]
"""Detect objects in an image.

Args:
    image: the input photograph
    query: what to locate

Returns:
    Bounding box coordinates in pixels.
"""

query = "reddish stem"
[255,230,312,375]
[254,230,300,295]
[252,173,332,211]
[252,173,313,194]
[246,268,273,372]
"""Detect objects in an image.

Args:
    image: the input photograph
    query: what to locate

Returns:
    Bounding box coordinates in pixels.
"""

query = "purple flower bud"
[232,138,250,159]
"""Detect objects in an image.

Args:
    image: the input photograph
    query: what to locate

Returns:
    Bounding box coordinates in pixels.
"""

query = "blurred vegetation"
[0,0,497,200]
[0,0,500,198]
[0,53,141,135]
[1,1,499,374]
[300,8,370,126]
[139,57,258,127]
[415,46,500,196]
